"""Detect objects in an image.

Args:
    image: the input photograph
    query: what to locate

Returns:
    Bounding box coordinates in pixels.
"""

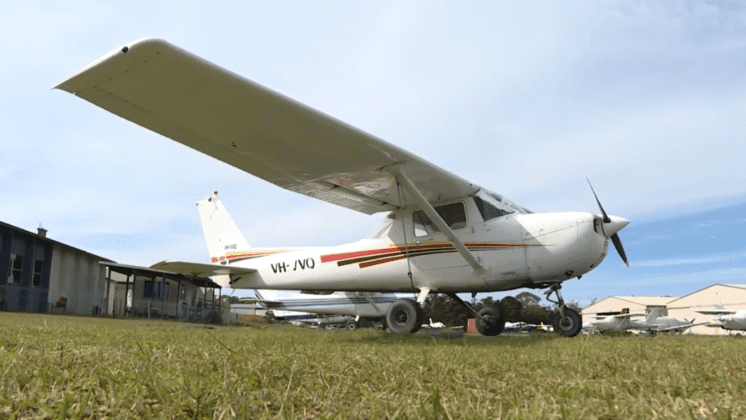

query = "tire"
[553,308,582,337]
[476,307,505,336]
[346,320,358,331]
[385,299,423,334]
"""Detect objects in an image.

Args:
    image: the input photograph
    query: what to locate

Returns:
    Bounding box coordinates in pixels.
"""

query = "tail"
[645,307,665,324]
[196,192,251,265]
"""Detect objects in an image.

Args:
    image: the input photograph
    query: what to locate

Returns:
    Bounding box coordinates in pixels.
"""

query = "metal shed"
[102,262,223,322]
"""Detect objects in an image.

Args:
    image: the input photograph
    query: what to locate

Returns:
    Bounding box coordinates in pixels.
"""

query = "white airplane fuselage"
[714,311,746,331]
[220,208,609,294]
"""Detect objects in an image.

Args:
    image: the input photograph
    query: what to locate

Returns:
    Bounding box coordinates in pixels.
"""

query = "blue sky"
[1,1,745,305]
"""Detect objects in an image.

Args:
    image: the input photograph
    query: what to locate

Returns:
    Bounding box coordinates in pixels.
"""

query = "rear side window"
[413,202,467,237]
[473,195,511,222]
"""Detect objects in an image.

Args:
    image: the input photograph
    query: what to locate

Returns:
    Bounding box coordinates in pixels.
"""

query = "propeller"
[587,178,630,267]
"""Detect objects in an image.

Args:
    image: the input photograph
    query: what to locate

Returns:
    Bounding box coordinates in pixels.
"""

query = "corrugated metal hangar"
[1,219,223,322]
[1,219,112,314]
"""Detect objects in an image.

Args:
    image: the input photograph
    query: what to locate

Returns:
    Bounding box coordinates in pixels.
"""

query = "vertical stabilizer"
[196,192,251,264]
[645,307,664,324]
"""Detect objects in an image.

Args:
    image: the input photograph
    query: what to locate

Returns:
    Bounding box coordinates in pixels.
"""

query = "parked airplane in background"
[57,38,630,338]
[249,289,396,330]
[630,308,707,334]
[697,305,746,333]
[590,308,705,334]
[588,308,643,333]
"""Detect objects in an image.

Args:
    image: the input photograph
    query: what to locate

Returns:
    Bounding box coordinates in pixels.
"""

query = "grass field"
[0,313,743,419]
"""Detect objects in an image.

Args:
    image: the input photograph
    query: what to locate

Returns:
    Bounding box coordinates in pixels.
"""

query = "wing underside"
[56,39,480,214]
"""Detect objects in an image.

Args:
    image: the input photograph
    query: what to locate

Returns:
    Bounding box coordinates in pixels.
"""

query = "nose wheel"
[545,284,582,337]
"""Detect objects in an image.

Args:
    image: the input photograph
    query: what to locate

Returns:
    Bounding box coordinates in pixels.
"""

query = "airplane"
[55,38,631,338]
[590,308,706,334]
[248,289,396,330]
[629,308,707,334]
[588,308,645,333]
[696,305,746,333]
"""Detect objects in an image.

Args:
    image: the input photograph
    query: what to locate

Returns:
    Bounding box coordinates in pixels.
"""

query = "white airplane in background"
[589,308,644,333]
[697,305,746,333]
[248,289,396,330]
[591,308,705,334]
[630,308,707,334]
[56,38,631,338]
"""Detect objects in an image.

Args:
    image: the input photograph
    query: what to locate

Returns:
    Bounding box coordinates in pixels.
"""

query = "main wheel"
[553,308,582,337]
[345,320,358,331]
[385,299,423,334]
[476,307,505,336]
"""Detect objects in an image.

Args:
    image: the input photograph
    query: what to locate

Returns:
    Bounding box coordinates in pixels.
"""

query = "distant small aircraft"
[697,305,746,333]
[57,39,631,337]
[249,289,395,330]
[589,308,643,333]
[630,308,707,334]
[591,308,705,334]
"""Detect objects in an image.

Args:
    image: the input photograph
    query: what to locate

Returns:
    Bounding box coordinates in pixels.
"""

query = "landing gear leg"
[446,293,505,336]
[545,284,582,337]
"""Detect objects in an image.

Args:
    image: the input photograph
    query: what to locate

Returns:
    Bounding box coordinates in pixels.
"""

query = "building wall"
[49,243,107,315]
[0,226,52,312]
[668,284,746,335]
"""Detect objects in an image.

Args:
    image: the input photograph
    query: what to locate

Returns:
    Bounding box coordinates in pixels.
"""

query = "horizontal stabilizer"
[150,260,256,277]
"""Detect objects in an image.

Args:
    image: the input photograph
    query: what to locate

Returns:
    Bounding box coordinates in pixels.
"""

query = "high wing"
[696,309,737,315]
[593,313,645,319]
[151,260,256,278]
[55,38,486,214]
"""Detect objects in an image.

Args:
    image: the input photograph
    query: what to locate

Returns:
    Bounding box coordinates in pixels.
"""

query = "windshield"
[366,212,395,239]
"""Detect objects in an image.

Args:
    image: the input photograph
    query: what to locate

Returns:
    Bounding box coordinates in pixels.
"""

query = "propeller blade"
[611,233,629,267]
[586,178,610,223]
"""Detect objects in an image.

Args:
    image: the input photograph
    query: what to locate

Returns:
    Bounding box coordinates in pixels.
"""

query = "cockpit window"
[473,195,512,222]
[413,202,467,237]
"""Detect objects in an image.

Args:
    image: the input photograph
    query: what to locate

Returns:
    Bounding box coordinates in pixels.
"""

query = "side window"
[413,202,467,237]
[32,260,43,287]
[8,254,23,284]
[473,195,511,222]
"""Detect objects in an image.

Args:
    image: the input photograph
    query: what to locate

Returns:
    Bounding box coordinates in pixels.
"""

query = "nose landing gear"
[545,284,582,337]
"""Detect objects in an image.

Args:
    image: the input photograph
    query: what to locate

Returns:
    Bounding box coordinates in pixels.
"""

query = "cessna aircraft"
[697,305,746,333]
[56,38,630,337]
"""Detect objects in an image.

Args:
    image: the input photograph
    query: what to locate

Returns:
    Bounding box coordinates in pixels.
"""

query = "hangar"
[1,219,113,314]
[581,295,676,318]
[1,219,224,322]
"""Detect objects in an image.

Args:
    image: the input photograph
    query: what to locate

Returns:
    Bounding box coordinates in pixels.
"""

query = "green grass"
[0,313,743,419]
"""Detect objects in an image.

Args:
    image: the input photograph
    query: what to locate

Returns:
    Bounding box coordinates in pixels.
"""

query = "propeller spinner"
[587,179,630,267]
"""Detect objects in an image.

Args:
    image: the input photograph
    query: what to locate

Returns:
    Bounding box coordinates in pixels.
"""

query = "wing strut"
[389,165,490,279]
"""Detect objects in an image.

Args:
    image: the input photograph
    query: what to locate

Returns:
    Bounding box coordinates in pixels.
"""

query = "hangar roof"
[0,219,114,263]
[100,262,222,289]
[582,295,677,315]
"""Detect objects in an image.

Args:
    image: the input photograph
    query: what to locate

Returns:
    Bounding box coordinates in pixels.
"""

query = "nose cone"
[604,215,629,238]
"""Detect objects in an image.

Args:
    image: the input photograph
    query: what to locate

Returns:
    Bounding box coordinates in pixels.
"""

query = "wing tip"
[54,37,173,93]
